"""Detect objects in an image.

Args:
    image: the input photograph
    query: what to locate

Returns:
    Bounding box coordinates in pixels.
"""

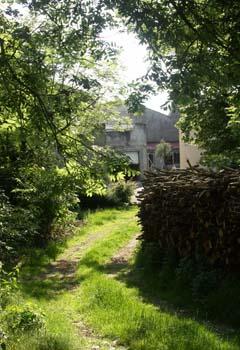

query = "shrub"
[14,166,78,243]
[176,256,196,287]
[106,181,135,206]
[3,304,45,333]
[191,270,220,301]
[0,264,19,310]
[79,181,135,209]
[0,192,14,262]
[1,265,45,334]
[176,255,221,301]
[0,165,79,263]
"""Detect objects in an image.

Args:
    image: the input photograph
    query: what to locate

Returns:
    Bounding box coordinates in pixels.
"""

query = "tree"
[155,140,172,166]
[0,2,129,260]
[5,1,239,167]
[0,4,129,189]
[109,0,240,166]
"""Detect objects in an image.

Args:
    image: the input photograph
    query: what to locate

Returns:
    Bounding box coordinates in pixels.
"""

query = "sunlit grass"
[5,207,239,350]
[9,207,138,350]
[72,210,239,350]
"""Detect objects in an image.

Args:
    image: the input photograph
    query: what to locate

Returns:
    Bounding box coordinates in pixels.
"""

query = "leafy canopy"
[2,0,240,170]
[0,2,131,190]
[109,0,240,166]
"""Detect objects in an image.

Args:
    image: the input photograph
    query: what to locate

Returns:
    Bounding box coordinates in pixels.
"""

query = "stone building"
[103,106,179,176]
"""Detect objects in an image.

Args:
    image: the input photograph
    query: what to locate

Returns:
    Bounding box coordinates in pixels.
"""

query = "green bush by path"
[79,180,135,209]
[2,303,45,333]
[0,166,78,264]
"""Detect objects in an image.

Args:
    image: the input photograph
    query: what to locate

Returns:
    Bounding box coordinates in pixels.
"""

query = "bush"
[3,304,45,333]
[0,165,79,263]
[176,255,221,301]
[107,181,135,206]
[0,196,39,263]
[191,270,220,301]
[0,264,19,310]
[176,256,195,285]
[79,181,135,209]
[14,166,78,243]
[0,192,15,262]
[0,264,44,342]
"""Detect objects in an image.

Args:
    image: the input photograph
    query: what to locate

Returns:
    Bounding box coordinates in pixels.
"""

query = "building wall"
[179,131,202,168]
[104,107,179,176]
[142,109,179,142]
[105,122,148,176]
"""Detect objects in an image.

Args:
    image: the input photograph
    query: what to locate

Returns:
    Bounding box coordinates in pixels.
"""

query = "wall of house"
[142,109,179,142]
[105,122,148,176]
[104,106,179,176]
[179,131,202,168]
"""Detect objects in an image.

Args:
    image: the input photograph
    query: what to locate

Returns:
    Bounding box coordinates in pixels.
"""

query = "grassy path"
[9,207,239,350]
[13,208,138,350]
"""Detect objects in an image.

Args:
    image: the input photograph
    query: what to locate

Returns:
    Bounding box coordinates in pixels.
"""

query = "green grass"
[4,207,138,350]
[3,207,240,350]
[79,276,239,350]
[20,209,120,276]
[74,220,239,350]
[124,246,240,330]
[2,291,84,350]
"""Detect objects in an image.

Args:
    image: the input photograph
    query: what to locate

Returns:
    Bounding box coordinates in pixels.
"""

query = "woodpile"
[138,167,240,269]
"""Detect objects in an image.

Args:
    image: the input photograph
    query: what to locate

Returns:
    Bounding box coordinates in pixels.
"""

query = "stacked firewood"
[138,167,240,269]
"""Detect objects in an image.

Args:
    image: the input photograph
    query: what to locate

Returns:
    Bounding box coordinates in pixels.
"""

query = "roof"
[141,107,179,142]
[105,105,179,143]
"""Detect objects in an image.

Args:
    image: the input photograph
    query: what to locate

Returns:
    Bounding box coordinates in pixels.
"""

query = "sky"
[102,29,169,113]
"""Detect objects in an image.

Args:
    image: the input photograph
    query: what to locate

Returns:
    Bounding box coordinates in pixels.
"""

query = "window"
[164,150,180,167]
[164,153,173,165]
[124,151,139,165]
[173,150,180,165]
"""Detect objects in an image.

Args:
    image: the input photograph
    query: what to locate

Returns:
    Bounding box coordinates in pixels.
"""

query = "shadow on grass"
[19,243,80,299]
[19,207,137,299]
[20,247,105,299]
[21,266,80,299]
[20,239,240,349]
[113,245,240,346]
[79,259,240,350]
